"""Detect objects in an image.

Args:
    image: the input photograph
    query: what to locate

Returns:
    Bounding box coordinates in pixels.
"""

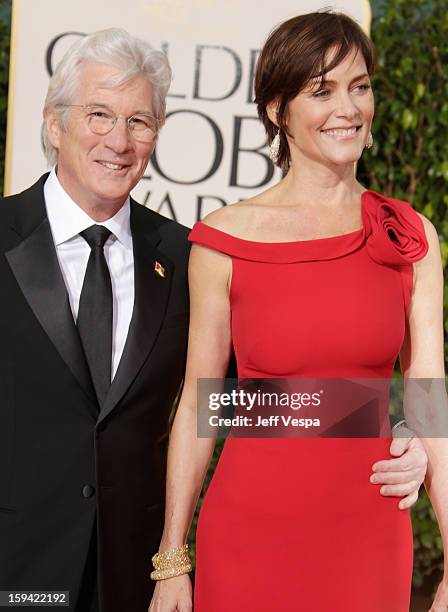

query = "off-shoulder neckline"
[193,189,374,246]
[189,190,428,266]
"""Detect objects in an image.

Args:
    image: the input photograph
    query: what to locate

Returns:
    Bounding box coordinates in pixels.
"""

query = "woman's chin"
[324,151,363,166]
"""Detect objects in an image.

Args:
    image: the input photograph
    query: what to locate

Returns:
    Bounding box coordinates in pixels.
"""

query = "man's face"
[46,62,156,217]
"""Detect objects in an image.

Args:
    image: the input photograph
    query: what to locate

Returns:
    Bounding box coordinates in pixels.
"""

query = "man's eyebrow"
[85,102,111,109]
[85,103,154,115]
[132,110,156,116]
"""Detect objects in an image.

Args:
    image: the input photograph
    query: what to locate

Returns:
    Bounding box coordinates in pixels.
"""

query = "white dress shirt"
[44,169,134,380]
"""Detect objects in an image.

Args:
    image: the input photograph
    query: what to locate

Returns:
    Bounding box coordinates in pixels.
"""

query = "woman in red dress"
[150,11,447,612]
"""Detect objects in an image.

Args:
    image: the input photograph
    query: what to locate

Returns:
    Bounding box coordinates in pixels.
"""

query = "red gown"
[188,190,428,612]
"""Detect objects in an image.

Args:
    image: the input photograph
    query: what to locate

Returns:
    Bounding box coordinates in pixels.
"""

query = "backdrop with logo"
[5,0,369,226]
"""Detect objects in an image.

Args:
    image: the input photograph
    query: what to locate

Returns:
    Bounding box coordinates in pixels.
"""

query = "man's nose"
[103,116,132,153]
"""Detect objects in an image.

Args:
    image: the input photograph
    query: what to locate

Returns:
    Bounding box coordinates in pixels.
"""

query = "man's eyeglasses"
[57,104,160,143]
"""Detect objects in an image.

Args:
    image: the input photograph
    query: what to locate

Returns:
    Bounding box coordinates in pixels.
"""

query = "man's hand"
[370,429,428,509]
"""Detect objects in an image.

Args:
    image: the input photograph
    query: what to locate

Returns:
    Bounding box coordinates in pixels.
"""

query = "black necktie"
[77,225,113,407]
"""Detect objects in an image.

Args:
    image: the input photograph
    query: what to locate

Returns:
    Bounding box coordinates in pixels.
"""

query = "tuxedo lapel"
[98,200,174,423]
[5,176,97,410]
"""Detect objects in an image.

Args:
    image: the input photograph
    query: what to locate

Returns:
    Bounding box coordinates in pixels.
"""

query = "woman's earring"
[365,132,373,149]
[269,129,281,163]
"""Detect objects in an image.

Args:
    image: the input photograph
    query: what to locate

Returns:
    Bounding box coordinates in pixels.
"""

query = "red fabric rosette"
[362,191,429,266]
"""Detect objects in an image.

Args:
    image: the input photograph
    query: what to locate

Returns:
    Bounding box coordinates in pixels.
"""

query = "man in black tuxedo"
[0,27,428,612]
[0,29,189,612]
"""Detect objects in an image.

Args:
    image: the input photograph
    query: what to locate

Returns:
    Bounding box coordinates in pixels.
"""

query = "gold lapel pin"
[154,261,166,278]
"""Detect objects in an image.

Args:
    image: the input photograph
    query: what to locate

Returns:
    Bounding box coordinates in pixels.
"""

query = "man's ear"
[44,111,62,149]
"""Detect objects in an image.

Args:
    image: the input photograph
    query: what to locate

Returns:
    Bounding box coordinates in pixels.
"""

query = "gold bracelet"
[150,544,192,581]
[150,562,192,580]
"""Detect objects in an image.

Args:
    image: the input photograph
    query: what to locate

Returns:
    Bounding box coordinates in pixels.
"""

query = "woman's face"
[284,46,374,167]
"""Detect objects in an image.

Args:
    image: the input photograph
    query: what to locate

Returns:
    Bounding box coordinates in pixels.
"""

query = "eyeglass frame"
[55,103,161,142]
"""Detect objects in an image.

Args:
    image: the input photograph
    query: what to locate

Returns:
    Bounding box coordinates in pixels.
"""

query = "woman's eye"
[312,83,371,98]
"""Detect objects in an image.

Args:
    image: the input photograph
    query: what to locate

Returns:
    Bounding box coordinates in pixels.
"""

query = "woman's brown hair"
[255,10,376,171]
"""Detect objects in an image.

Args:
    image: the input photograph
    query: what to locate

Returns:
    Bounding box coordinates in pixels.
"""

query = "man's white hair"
[42,28,172,166]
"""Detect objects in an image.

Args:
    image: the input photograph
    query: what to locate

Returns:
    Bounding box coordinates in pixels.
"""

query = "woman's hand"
[429,578,448,611]
[148,574,193,612]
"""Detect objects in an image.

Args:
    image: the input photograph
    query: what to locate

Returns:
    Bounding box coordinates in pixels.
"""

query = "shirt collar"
[43,168,132,249]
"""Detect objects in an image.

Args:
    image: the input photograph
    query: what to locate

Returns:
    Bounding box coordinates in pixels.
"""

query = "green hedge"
[0,0,446,593]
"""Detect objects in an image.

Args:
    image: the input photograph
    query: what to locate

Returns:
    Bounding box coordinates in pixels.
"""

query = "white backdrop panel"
[6,0,370,225]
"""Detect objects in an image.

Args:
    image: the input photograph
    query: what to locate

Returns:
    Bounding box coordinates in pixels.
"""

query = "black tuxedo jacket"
[0,174,190,611]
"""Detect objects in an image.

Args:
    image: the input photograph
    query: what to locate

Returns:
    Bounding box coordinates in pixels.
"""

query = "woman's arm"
[159,242,233,550]
[149,241,232,611]
[399,216,448,610]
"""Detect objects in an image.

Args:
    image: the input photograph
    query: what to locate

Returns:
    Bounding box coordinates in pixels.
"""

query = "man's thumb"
[389,435,410,457]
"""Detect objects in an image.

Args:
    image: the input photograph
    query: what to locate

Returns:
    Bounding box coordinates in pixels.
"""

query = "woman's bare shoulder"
[201,199,260,237]
[416,212,437,238]
[414,212,441,266]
